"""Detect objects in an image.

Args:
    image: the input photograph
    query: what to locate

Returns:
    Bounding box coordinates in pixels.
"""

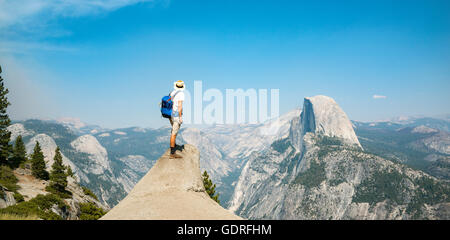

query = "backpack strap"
[168,90,180,101]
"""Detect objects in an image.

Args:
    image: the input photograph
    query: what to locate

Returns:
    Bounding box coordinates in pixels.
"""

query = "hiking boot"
[175,144,184,152]
[169,153,182,159]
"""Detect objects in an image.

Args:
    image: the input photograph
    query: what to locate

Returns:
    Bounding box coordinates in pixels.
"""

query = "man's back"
[170,90,185,116]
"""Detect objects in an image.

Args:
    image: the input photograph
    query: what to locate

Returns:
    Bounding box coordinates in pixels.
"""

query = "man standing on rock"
[169,80,185,158]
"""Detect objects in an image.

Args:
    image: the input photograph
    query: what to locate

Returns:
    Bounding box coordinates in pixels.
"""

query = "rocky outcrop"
[0,186,16,208]
[411,125,439,134]
[290,95,362,151]
[415,131,450,155]
[7,123,34,141]
[64,177,110,220]
[70,135,111,175]
[101,144,242,220]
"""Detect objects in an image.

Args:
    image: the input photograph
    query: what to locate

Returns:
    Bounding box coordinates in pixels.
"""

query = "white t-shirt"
[170,90,185,115]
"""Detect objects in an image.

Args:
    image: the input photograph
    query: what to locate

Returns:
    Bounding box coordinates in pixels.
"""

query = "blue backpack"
[160,91,179,118]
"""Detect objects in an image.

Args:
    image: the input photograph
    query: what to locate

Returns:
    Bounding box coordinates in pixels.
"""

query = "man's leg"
[170,134,176,148]
[169,117,182,158]
[169,118,175,149]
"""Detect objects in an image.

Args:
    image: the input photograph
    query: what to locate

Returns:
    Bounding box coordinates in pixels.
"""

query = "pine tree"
[0,66,12,166]
[48,147,68,194]
[202,170,220,204]
[66,165,74,178]
[31,142,49,180]
[11,135,26,168]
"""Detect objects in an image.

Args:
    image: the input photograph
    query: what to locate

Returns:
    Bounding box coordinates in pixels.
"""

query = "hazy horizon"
[9,110,450,130]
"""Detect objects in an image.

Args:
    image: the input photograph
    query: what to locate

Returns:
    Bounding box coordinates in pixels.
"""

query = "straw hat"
[173,80,185,90]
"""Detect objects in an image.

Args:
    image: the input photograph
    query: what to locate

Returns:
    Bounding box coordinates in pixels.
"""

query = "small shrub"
[0,165,19,192]
[13,192,24,202]
[45,185,72,199]
[79,203,106,220]
[66,166,74,178]
[0,193,67,220]
[202,170,220,204]
[81,186,98,201]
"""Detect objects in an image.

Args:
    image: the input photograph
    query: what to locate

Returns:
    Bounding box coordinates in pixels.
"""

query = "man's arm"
[178,100,183,123]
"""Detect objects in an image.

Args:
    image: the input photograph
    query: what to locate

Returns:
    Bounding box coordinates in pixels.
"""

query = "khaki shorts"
[169,116,182,136]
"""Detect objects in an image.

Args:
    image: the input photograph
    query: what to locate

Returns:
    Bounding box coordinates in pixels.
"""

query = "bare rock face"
[7,123,34,141]
[70,135,110,175]
[290,95,362,151]
[0,186,16,208]
[101,144,242,220]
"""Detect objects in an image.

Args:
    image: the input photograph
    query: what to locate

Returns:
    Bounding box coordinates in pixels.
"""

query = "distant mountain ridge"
[354,116,450,132]
[353,120,450,181]
[8,107,450,217]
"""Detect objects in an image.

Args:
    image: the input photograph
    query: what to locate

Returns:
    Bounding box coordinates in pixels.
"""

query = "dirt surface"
[14,169,48,201]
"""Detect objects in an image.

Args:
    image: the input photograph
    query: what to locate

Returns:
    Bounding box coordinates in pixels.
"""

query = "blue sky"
[0,0,449,128]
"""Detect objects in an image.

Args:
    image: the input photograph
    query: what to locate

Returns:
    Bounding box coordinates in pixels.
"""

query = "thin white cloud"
[0,41,77,54]
[373,94,387,99]
[0,0,156,53]
[0,0,153,29]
